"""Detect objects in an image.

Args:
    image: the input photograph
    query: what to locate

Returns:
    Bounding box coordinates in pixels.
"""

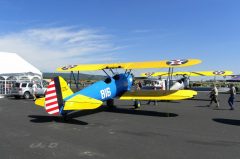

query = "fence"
[0,80,17,95]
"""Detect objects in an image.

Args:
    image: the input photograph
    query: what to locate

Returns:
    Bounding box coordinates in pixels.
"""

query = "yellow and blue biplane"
[35,59,201,117]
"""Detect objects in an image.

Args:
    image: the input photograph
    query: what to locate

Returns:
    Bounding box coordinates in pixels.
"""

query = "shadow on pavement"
[213,118,240,126]
[212,108,230,110]
[68,106,179,118]
[29,106,179,123]
[195,105,210,108]
[28,115,88,125]
[105,107,178,117]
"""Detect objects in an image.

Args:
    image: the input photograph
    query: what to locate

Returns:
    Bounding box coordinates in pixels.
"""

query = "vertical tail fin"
[44,76,73,115]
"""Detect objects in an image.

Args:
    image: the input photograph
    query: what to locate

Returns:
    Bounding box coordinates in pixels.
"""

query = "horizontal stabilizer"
[119,90,197,100]
[35,98,45,107]
[64,94,103,110]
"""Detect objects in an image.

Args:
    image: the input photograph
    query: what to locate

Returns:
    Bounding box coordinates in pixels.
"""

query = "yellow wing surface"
[35,95,103,110]
[57,59,201,72]
[119,90,197,100]
[63,94,103,110]
[142,71,233,77]
[35,97,45,107]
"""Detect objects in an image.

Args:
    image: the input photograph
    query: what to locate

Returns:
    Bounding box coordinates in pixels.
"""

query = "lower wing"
[119,90,197,100]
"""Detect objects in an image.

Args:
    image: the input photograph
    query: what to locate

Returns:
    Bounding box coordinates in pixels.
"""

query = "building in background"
[0,52,42,95]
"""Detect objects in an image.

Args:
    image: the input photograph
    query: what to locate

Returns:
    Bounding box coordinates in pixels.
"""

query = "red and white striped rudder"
[44,80,60,115]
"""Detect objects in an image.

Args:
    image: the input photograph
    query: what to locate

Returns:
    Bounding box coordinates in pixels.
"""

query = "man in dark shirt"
[228,84,236,110]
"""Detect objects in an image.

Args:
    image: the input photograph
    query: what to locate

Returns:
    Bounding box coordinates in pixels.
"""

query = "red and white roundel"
[166,59,188,66]
[62,65,77,70]
[213,71,225,75]
[145,72,155,76]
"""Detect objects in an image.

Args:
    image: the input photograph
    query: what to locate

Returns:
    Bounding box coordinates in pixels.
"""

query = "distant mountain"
[43,72,106,80]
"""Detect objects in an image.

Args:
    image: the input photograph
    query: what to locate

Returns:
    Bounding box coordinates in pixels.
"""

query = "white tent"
[0,52,42,95]
[0,52,42,76]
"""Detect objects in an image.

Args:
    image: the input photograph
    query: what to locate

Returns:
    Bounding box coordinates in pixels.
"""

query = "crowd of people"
[208,83,237,110]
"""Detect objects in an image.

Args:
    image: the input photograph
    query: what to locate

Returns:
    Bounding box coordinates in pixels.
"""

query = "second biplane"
[35,59,201,117]
[141,70,233,90]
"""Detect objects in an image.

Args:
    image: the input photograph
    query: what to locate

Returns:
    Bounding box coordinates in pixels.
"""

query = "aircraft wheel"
[107,99,115,108]
[134,100,141,109]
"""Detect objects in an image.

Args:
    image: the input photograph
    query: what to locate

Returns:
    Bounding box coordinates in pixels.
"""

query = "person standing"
[134,82,141,109]
[209,84,219,108]
[228,84,236,110]
[147,81,158,105]
[32,81,37,101]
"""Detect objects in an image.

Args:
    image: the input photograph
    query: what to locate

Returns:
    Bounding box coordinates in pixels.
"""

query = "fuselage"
[64,73,133,102]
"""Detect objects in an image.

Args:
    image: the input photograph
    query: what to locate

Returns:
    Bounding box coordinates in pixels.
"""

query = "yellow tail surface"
[35,97,45,107]
[35,76,103,111]
[64,94,103,110]
[58,76,73,99]
[35,76,73,107]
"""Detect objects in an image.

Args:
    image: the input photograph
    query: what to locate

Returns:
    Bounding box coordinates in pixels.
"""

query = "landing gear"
[134,100,141,109]
[107,99,115,108]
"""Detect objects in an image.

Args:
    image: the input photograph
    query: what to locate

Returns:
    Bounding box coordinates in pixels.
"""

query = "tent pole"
[4,79,6,95]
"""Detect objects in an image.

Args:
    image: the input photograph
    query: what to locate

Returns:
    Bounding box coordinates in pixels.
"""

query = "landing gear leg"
[134,100,141,109]
[107,99,115,108]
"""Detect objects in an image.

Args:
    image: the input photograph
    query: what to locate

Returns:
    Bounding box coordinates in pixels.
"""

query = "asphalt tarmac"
[0,92,240,159]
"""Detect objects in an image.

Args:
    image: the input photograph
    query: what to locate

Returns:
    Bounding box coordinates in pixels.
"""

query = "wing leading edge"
[57,59,201,72]
[142,71,233,77]
[119,90,197,100]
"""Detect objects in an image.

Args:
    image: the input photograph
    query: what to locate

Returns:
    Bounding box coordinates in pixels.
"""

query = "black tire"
[14,95,20,99]
[24,92,31,99]
[134,100,141,109]
[107,99,115,108]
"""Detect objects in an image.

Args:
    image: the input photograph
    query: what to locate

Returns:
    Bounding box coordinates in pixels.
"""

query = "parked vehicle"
[11,82,47,99]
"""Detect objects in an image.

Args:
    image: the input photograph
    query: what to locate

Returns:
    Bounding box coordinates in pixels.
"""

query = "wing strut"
[102,69,110,77]
[109,68,115,75]
[68,71,81,91]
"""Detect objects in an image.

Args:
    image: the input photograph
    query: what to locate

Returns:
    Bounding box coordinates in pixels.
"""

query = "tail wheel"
[24,92,31,99]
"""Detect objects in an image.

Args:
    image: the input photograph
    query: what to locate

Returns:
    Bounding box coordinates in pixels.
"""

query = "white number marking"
[100,87,111,99]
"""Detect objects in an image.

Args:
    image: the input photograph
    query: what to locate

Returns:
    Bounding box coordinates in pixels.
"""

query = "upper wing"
[119,90,197,100]
[142,71,233,77]
[57,59,202,72]
[193,71,233,76]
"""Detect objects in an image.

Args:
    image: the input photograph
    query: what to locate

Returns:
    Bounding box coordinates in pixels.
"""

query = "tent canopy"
[0,52,42,76]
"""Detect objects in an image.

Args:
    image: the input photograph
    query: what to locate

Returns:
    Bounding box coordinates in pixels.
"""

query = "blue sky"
[0,0,240,77]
